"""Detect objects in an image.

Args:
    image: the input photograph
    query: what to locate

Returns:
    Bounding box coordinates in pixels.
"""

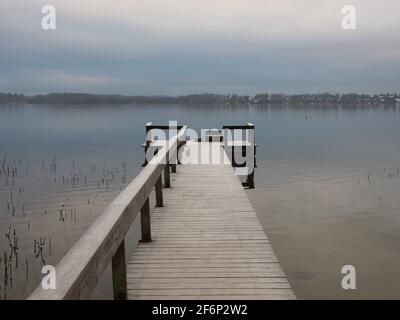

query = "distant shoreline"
[1,92,399,105]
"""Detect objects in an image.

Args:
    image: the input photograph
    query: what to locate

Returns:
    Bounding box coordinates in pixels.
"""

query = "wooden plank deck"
[127,143,295,300]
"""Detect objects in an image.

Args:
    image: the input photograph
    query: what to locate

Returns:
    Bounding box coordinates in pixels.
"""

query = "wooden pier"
[28,124,295,300]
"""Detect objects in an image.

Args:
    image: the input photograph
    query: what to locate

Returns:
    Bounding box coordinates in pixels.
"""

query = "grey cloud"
[0,0,399,94]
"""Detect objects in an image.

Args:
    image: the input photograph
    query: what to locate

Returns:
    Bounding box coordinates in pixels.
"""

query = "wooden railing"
[222,123,256,188]
[143,122,184,167]
[28,126,187,300]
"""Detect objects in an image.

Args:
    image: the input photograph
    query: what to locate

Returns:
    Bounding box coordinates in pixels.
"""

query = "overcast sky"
[0,0,399,95]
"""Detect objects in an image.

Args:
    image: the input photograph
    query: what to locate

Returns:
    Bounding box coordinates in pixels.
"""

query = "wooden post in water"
[155,174,163,207]
[140,198,152,242]
[111,240,127,300]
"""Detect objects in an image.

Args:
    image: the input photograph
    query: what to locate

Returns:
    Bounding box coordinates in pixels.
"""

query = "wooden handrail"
[145,123,184,131]
[222,123,254,130]
[28,126,187,300]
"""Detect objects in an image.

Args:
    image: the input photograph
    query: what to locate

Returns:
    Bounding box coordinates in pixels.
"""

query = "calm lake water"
[1,103,400,299]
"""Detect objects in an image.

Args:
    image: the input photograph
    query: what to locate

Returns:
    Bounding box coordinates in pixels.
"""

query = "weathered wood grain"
[127,152,295,300]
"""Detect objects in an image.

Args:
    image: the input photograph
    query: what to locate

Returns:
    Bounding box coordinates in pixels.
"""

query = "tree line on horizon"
[1,92,399,105]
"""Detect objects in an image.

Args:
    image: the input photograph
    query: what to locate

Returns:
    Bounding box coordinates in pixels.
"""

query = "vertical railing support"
[140,198,152,242]
[164,165,171,188]
[142,122,153,166]
[164,151,171,188]
[246,123,255,189]
[111,240,127,300]
[155,174,163,207]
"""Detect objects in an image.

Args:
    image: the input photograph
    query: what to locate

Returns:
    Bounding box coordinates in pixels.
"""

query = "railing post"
[111,240,127,300]
[247,123,255,189]
[143,122,153,166]
[164,151,171,188]
[140,198,152,242]
[164,165,170,187]
[155,174,163,207]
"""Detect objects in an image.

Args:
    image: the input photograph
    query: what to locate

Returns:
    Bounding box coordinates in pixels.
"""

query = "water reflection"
[1,103,400,299]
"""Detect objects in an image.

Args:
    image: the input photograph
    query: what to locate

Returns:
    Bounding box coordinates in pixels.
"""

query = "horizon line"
[2,92,400,97]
